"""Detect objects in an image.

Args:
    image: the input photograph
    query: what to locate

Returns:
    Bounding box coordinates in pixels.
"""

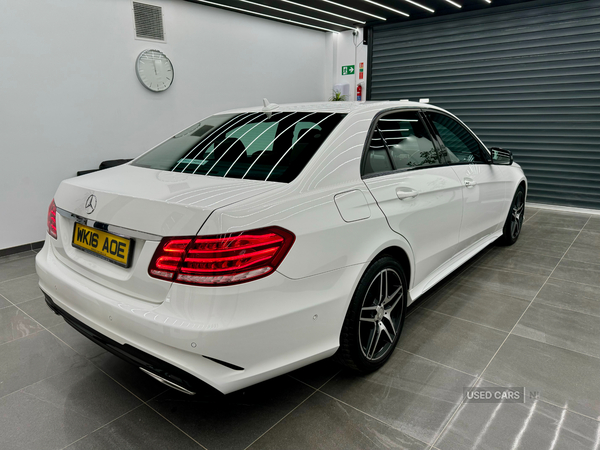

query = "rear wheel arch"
[371,246,412,290]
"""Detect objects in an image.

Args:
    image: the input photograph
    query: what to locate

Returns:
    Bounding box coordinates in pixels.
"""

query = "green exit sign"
[341,65,355,76]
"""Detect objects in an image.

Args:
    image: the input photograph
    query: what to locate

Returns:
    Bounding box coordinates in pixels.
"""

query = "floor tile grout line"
[10,296,202,449]
[4,295,159,407]
[523,209,540,224]
[502,332,600,363]
[395,348,480,379]
[456,262,555,281]
[315,389,433,448]
[0,292,14,305]
[478,376,600,424]
[287,370,439,447]
[242,388,320,450]
[0,361,86,404]
[455,265,600,293]
[560,256,600,267]
[532,298,600,319]
[545,275,600,290]
[469,257,565,278]
[0,270,39,285]
[59,403,147,450]
[0,251,37,265]
[477,245,569,261]
[415,306,513,335]
[316,369,343,391]
[287,366,342,392]
[143,403,209,450]
[422,275,537,306]
[0,295,47,349]
[428,216,592,449]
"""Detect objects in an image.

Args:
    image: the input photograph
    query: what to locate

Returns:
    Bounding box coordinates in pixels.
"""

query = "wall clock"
[135,49,174,92]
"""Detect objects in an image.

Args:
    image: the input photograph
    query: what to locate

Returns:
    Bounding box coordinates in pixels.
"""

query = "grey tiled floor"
[2,207,600,449]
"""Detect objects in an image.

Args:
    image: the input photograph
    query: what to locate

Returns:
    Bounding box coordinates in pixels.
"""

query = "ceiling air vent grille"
[133,2,164,41]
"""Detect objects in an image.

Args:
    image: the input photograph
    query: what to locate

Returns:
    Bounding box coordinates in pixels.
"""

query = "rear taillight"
[148,227,295,286]
[47,199,57,239]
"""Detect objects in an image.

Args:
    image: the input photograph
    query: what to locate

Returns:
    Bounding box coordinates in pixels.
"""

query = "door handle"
[396,187,419,200]
[464,178,477,188]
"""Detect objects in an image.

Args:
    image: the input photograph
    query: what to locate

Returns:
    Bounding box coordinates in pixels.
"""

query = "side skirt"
[407,230,503,305]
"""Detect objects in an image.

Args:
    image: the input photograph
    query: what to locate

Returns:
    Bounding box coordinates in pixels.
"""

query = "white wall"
[0,0,334,250]
[331,29,368,101]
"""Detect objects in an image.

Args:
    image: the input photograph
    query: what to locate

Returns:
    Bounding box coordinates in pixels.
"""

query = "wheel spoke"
[381,316,396,342]
[384,313,397,335]
[366,326,382,359]
[360,306,377,322]
[385,290,403,313]
[382,284,402,307]
[384,270,389,302]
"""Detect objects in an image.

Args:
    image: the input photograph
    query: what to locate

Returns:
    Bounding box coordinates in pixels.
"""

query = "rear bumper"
[36,236,363,394]
[43,292,203,395]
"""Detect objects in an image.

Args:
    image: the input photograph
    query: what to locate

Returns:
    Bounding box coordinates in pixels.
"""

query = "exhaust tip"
[139,367,196,395]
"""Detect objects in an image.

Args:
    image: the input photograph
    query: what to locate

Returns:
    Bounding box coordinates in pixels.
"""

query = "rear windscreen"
[132,112,346,183]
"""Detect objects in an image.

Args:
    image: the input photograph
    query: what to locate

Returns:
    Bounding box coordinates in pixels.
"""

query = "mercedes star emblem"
[85,194,97,214]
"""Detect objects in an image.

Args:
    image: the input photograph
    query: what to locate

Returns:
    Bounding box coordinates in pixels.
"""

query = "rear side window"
[363,110,441,177]
[426,112,486,163]
[132,112,345,183]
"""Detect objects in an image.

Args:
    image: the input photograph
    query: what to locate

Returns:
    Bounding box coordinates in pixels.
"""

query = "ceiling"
[185,0,537,33]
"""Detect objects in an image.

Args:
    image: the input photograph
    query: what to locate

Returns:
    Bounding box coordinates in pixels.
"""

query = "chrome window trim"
[56,207,162,242]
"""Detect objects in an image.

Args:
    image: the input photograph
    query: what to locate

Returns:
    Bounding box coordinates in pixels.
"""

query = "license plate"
[72,222,133,268]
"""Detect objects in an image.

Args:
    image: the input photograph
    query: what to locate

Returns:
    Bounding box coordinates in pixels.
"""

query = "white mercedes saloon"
[36,100,526,395]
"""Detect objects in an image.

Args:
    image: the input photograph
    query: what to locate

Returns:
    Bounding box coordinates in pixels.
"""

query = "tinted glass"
[427,112,485,163]
[132,112,345,183]
[363,110,440,176]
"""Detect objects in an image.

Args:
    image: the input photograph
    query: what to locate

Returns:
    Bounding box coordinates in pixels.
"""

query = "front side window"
[426,112,486,164]
[363,110,441,177]
[132,112,345,183]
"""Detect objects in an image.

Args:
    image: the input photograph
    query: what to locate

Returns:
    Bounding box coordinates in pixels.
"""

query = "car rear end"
[36,106,352,394]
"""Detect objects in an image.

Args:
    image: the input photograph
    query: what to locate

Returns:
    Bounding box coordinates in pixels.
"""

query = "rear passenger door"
[362,110,464,288]
[424,111,510,249]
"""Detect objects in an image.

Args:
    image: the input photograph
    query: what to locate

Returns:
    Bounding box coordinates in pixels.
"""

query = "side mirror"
[490,147,513,165]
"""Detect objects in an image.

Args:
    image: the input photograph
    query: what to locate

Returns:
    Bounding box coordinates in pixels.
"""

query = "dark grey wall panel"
[369,0,600,209]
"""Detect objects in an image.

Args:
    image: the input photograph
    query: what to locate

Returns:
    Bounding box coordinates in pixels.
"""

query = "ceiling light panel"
[401,0,435,13]
[319,0,386,21]
[277,0,366,24]
[362,0,409,17]
[444,0,461,7]
[234,0,355,29]
[190,0,340,32]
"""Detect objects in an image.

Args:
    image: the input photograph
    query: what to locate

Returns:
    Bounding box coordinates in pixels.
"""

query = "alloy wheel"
[359,268,404,361]
[510,190,525,240]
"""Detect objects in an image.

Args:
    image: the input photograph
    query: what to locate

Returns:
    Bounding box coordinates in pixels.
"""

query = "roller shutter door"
[369,0,600,209]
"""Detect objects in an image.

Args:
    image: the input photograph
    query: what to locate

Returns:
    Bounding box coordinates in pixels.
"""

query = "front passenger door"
[362,110,464,288]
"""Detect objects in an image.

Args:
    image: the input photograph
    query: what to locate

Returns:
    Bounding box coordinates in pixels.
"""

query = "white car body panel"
[363,166,463,288]
[36,100,527,394]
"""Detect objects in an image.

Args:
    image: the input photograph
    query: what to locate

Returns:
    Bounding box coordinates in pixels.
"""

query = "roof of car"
[217,100,445,116]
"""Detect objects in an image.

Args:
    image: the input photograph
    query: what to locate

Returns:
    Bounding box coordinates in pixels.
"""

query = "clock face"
[136,49,174,92]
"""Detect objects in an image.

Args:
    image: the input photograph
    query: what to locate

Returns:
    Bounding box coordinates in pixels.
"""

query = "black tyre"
[336,256,407,373]
[498,185,525,246]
